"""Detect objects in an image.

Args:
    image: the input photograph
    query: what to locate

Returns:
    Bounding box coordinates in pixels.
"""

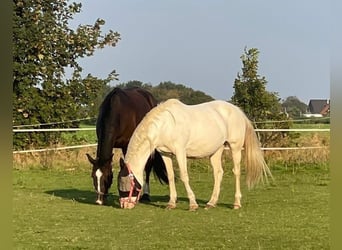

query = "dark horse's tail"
[146,150,169,184]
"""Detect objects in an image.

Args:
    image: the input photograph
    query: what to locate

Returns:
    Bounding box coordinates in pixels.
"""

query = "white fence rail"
[13,128,330,133]
[12,127,330,154]
[13,128,95,132]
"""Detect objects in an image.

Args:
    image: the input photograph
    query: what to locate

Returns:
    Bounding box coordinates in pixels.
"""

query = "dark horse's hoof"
[140,194,151,202]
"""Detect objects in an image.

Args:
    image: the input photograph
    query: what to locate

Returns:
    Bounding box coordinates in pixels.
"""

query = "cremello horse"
[118,99,272,210]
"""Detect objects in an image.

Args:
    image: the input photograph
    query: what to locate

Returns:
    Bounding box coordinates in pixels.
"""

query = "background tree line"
[13,0,119,149]
[13,0,309,150]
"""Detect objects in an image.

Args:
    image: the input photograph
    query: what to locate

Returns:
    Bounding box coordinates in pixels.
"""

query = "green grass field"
[13,162,330,249]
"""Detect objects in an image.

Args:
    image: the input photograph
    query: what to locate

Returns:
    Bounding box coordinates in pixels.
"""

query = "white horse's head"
[117,158,142,209]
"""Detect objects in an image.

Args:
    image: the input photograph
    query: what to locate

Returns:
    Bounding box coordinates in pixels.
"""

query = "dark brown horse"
[86,87,168,205]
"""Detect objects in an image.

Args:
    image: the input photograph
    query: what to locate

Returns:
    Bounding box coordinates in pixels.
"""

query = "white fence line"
[255,128,330,132]
[13,128,95,132]
[13,128,330,133]
[13,144,328,154]
[12,117,95,128]
[260,146,328,151]
[12,128,330,154]
[13,144,98,154]
[12,116,330,128]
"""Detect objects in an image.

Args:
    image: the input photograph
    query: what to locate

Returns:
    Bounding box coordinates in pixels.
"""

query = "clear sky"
[70,0,330,104]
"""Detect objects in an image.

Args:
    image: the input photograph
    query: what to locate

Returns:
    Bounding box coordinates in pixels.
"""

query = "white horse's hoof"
[233,204,241,209]
[166,204,176,210]
[204,204,216,210]
[189,204,199,211]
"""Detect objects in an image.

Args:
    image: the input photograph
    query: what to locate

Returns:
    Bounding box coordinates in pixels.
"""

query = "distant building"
[303,99,330,117]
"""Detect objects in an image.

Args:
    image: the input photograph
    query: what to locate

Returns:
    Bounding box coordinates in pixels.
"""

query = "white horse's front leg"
[176,151,198,211]
[206,147,224,209]
[162,156,177,209]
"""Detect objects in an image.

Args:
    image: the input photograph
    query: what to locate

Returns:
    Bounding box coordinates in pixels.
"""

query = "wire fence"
[13,128,330,133]
[12,127,330,154]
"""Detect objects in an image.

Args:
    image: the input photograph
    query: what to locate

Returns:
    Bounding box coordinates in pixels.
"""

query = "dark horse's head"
[85,87,164,205]
[86,154,113,205]
[117,158,142,209]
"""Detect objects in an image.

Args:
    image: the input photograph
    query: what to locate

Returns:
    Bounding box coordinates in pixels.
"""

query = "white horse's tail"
[244,118,272,189]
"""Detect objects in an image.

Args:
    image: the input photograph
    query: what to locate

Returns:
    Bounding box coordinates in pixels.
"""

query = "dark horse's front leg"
[96,193,109,205]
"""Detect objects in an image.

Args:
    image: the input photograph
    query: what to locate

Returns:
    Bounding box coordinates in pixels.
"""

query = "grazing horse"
[86,87,168,205]
[118,99,272,210]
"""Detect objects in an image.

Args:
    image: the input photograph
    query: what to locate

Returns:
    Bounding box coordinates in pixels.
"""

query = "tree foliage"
[116,81,214,105]
[13,0,120,149]
[281,96,308,118]
[152,81,214,104]
[231,47,290,146]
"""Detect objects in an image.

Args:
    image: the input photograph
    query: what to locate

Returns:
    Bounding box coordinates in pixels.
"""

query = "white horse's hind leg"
[231,148,242,209]
[206,146,224,209]
[162,156,177,209]
[176,151,198,211]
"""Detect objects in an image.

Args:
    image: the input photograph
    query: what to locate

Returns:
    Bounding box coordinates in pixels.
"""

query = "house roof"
[307,99,330,114]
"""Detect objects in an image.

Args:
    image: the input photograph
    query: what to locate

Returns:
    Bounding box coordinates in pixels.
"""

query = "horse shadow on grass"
[143,195,234,210]
[45,189,119,207]
[45,189,234,209]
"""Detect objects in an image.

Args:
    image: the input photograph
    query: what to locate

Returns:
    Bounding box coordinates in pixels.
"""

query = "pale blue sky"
[70,0,330,104]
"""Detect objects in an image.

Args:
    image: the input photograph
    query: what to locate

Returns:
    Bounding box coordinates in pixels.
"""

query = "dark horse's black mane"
[95,88,128,163]
[87,87,168,204]
[95,87,158,162]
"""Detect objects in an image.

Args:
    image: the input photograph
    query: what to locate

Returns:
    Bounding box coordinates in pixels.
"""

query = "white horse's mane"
[125,99,179,161]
